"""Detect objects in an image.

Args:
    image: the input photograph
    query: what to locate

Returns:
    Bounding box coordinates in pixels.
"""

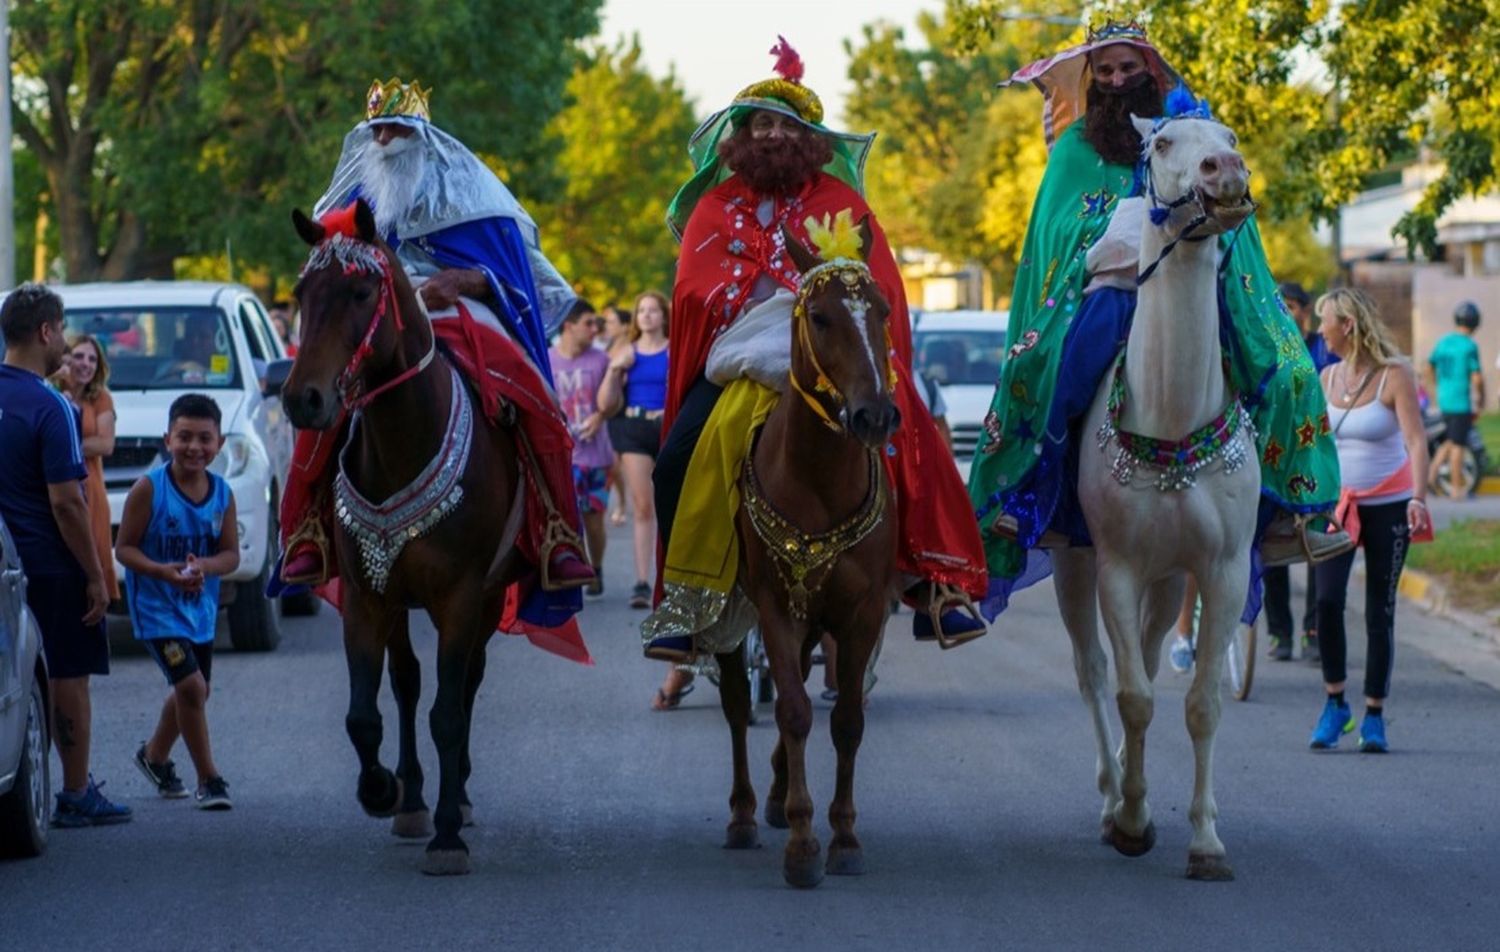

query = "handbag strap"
[1331,365,1378,438]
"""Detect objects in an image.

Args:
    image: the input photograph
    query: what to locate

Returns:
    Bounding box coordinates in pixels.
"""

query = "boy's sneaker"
[51,777,133,828]
[195,776,233,811]
[134,744,189,799]
[1358,711,1389,753]
[1309,697,1355,749]
[1169,634,1195,673]
[1266,635,1293,661]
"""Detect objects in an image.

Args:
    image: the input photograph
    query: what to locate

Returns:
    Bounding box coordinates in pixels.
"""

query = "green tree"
[957,0,1499,258]
[8,0,601,283]
[527,37,698,308]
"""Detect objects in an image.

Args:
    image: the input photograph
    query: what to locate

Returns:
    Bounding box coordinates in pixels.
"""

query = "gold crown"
[1086,18,1149,45]
[365,77,431,122]
[734,78,824,126]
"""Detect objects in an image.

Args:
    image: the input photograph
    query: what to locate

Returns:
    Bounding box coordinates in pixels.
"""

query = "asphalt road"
[4,521,1498,951]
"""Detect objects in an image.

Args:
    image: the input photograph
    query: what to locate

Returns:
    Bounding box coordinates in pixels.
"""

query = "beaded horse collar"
[1096,352,1254,492]
[334,364,473,592]
[741,433,886,621]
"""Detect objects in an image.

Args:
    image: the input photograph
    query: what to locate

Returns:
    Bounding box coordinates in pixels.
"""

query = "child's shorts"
[572,465,610,514]
[142,637,214,686]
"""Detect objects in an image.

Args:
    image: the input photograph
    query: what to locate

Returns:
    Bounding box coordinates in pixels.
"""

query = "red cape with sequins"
[667,171,988,598]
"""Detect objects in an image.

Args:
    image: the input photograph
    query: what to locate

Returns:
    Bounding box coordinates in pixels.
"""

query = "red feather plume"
[769,35,804,84]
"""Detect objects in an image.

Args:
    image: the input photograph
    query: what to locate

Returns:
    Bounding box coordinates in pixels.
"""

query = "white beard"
[358,136,428,235]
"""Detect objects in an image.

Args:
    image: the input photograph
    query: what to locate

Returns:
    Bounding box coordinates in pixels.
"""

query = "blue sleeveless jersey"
[125,465,232,644]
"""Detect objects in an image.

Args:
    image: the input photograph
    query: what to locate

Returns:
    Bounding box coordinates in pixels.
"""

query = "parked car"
[54,281,309,651]
[912,309,1009,482]
[0,514,50,859]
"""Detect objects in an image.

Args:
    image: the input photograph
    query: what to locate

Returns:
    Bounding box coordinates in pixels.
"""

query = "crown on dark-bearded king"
[1086,18,1149,45]
[733,36,823,125]
[365,77,432,122]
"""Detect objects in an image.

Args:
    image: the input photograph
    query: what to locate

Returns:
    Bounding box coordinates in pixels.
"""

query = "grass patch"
[1406,518,1500,612]
[1479,413,1500,476]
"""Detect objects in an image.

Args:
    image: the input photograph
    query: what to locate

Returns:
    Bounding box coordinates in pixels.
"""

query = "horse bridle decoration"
[788,259,899,435]
[299,232,437,411]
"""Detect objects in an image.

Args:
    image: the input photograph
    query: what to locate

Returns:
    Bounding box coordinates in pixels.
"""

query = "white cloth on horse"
[1084,196,1147,294]
[704,288,796,390]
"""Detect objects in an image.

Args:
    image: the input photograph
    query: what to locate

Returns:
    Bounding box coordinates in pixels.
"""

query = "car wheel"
[228,520,283,652]
[0,673,51,858]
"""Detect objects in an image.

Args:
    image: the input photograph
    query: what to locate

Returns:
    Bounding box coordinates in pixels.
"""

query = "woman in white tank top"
[1309,289,1432,754]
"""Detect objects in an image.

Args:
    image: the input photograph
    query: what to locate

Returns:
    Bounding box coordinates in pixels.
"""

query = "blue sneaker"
[52,776,133,828]
[1309,698,1355,749]
[1358,711,1389,753]
[1169,634,1195,673]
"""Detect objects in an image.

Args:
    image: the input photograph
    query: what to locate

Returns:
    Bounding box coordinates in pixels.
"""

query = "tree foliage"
[8,0,601,283]
[956,0,1500,258]
[527,37,698,309]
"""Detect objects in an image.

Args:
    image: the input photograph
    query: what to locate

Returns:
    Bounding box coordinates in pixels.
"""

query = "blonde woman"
[1309,289,1432,753]
[61,334,121,601]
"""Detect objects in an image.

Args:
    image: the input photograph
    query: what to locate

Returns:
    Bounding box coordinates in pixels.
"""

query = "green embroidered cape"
[967,122,1340,578]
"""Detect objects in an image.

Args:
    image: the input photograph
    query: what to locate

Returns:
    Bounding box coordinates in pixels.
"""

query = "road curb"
[1476,479,1500,497]
[1396,566,1500,649]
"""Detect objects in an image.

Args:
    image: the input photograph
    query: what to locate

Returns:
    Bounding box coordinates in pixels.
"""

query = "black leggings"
[653,375,723,552]
[1313,499,1411,699]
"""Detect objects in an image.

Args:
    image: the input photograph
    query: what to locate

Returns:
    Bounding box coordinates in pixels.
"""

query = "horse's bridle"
[1135,118,1255,287]
[788,259,898,435]
[300,233,436,411]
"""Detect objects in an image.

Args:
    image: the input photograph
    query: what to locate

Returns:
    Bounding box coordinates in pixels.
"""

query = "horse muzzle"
[847,399,902,449]
[283,383,340,431]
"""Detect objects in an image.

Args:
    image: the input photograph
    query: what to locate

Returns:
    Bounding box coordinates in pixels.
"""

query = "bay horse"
[1053,114,1258,880]
[715,218,900,888]
[284,199,527,875]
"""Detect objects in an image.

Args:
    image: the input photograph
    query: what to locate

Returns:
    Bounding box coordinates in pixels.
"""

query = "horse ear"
[780,224,822,274]
[1130,114,1157,143]
[292,208,324,247]
[353,198,378,242]
[856,215,876,263]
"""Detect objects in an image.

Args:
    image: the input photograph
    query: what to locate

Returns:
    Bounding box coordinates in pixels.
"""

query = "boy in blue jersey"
[116,394,240,809]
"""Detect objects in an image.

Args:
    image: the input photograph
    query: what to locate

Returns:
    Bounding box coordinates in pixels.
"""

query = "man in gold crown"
[273,78,595,640]
[641,38,990,665]
[966,21,1348,634]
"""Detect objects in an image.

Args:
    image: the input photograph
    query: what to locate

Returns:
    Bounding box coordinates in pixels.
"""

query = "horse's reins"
[787,259,898,435]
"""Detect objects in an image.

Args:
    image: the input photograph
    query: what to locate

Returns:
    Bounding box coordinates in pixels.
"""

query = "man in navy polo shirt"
[1,283,131,827]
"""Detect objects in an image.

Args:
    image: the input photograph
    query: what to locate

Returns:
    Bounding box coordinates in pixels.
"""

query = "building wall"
[1412,268,1500,400]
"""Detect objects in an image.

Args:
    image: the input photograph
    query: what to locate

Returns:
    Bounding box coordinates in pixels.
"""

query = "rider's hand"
[82,577,109,626]
[419,272,466,311]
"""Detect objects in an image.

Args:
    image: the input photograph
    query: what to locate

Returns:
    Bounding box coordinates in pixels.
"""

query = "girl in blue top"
[116,393,240,809]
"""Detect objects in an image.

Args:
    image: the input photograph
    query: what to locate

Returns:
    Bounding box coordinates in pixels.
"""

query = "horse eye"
[351,285,374,303]
[1154,137,1171,153]
[808,309,829,328]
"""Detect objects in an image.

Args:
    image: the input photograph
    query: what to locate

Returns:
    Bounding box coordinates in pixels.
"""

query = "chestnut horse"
[285,199,526,875]
[715,220,900,888]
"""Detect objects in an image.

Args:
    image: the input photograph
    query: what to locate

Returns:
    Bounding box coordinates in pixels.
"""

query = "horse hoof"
[783,854,825,889]
[391,810,434,839]
[825,846,866,876]
[1108,820,1157,858]
[358,772,402,819]
[422,848,471,876]
[723,820,760,850]
[1186,852,1235,881]
[764,799,788,829]
[460,803,475,828]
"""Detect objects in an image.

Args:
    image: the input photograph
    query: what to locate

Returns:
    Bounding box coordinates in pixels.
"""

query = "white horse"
[1052,113,1258,881]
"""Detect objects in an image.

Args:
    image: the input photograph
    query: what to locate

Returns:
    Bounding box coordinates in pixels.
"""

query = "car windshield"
[65,307,240,391]
[913,329,1008,386]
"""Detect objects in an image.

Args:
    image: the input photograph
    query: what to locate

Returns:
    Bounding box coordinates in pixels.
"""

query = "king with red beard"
[644,38,990,660]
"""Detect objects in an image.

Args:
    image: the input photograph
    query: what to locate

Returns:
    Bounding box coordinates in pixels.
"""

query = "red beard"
[717,127,833,197]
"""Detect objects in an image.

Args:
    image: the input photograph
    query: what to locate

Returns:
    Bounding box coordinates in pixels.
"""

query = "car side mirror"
[263,358,294,398]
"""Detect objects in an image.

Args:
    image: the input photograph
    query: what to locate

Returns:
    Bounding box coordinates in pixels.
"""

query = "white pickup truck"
[58,281,310,651]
